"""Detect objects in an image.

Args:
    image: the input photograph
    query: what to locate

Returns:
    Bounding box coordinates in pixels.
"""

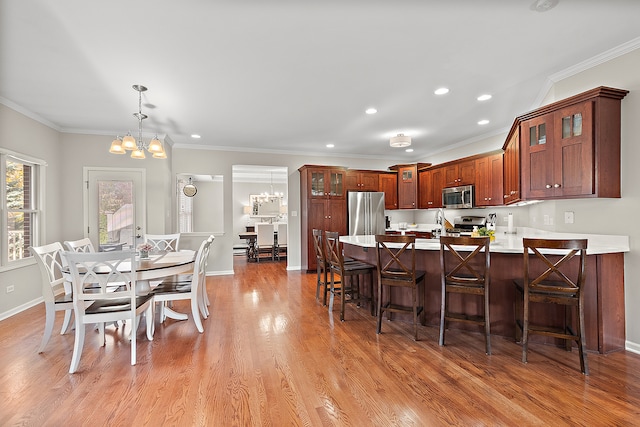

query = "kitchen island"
[340,228,629,353]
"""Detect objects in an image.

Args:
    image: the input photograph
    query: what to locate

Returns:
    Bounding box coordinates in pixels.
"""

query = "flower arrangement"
[137,243,153,252]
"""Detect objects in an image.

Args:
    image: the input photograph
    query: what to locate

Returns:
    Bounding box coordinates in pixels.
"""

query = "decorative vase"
[140,250,149,259]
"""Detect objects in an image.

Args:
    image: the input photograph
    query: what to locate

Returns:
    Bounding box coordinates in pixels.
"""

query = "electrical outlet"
[543,215,550,225]
[503,216,508,223]
[564,211,575,224]
[6,285,14,293]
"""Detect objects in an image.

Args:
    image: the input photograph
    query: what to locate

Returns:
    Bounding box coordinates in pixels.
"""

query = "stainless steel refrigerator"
[348,192,386,236]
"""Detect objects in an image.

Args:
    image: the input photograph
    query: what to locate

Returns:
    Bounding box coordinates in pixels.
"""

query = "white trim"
[0,147,47,166]
[549,36,640,83]
[206,270,234,276]
[625,340,640,355]
[0,297,43,321]
[0,97,61,132]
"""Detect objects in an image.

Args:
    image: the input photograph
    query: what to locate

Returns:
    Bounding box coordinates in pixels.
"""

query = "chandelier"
[109,84,166,159]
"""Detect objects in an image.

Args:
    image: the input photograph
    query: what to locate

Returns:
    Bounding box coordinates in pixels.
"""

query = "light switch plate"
[564,211,575,224]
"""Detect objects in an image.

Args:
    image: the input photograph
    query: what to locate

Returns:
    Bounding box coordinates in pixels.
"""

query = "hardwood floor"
[2,256,640,426]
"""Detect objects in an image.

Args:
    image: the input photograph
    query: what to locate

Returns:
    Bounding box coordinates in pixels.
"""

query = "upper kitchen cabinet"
[502,125,521,205]
[519,86,628,200]
[418,167,444,209]
[475,151,504,207]
[345,170,379,192]
[390,163,430,209]
[301,165,347,199]
[379,172,398,210]
[443,159,475,187]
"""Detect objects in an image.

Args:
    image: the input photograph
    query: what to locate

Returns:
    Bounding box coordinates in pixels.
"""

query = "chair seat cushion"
[158,274,192,284]
[152,282,192,294]
[514,279,578,296]
[381,269,426,283]
[54,293,73,304]
[342,262,375,273]
[85,294,153,314]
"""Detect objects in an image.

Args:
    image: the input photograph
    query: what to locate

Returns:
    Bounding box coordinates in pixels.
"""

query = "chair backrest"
[440,236,490,286]
[523,238,587,293]
[64,238,95,253]
[324,231,344,271]
[62,250,137,313]
[312,229,325,263]
[145,233,180,252]
[375,234,418,283]
[256,223,274,246]
[30,242,68,303]
[187,237,211,291]
[277,223,288,246]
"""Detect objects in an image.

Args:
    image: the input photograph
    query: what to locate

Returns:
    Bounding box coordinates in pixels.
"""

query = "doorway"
[232,165,288,263]
[84,167,146,250]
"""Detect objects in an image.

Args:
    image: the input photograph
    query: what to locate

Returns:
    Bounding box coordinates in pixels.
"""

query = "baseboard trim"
[0,297,43,321]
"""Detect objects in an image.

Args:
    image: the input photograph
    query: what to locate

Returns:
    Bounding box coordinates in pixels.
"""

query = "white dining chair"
[256,223,275,262]
[62,250,154,373]
[144,233,181,252]
[64,237,95,253]
[30,242,74,353]
[151,236,213,332]
[276,223,287,260]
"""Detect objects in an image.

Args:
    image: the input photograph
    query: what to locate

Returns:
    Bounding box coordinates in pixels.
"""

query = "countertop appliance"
[442,184,474,209]
[448,215,487,234]
[348,192,386,236]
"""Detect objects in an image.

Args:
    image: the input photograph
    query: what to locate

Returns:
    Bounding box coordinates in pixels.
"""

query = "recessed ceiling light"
[405,148,414,153]
[326,144,334,148]
[434,87,449,95]
[191,134,201,139]
[365,108,377,115]
[477,94,492,101]
[478,119,490,125]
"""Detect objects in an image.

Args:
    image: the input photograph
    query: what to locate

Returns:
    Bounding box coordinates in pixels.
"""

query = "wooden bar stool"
[514,238,589,375]
[375,234,425,341]
[439,235,491,354]
[325,231,375,321]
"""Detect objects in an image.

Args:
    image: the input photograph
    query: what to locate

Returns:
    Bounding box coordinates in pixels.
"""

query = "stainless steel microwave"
[442,185,474,209]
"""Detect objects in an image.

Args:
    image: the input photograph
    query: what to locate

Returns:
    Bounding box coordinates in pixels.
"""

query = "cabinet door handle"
[554,184,561,188]
[504,195,508,198]
[546,184,552,189]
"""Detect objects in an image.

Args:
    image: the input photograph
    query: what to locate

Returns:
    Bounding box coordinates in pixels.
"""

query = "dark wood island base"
[343,242,625,354]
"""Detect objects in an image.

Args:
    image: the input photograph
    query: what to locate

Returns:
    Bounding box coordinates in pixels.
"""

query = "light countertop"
[340,227,629,255]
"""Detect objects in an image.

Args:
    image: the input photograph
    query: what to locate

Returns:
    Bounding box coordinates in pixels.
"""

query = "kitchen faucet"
[435,208,445,236]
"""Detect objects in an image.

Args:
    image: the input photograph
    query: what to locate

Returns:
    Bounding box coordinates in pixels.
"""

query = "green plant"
[478,227,495,237]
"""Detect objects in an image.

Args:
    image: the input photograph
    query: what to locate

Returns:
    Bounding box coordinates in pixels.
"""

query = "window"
[1,150,43,266]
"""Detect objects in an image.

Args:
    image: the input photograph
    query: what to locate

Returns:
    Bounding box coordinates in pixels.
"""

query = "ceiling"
[2,0,640,161]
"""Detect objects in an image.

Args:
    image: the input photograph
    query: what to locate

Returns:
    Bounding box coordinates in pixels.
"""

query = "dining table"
[63,249,197,320]
[238,231,278,261]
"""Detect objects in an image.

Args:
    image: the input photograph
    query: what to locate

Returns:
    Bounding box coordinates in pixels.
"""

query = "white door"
[85,168,146,251]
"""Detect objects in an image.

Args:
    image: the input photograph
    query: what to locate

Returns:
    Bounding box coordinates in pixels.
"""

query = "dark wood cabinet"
[443,159,475,187]
[299,165,348,272]
[304,166,347,199]
[502,126,521,205]
[519,87,627,200]
[345,170,379,192]
[378,172,398,209]
[418,167,444,209]
[475,152,504,207]
[397,165,418,209]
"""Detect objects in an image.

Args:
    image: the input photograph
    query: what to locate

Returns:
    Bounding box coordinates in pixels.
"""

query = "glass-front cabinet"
[308,167,346,199]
